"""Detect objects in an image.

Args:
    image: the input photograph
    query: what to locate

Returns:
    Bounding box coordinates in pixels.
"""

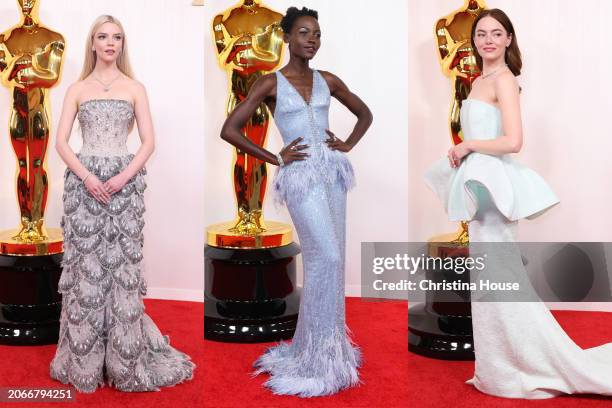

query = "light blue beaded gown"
[253,70,361,397]
[49,99,194,393]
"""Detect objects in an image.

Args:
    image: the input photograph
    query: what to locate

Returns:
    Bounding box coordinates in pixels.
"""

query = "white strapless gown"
[425,98,612,399]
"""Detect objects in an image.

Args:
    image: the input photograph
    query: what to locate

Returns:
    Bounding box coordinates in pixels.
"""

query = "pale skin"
[55,22,155,205]
[448,16,523,168]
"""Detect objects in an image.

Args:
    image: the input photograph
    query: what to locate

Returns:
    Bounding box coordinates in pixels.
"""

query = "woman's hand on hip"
[325,129,351,152]
[279,137,309,165]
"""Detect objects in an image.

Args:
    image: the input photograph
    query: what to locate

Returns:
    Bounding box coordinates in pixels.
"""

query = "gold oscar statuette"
[433,0,487,245]
[0,0,65,255]
[207,0,291,249]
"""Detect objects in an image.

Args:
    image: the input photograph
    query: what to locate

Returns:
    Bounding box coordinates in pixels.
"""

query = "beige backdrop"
[203,0,411,296]
[0,0,205,301]
[408,0,612,310]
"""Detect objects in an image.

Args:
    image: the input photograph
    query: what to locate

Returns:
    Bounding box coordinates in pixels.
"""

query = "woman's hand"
[84,174,111,205]
[325,129,351,152]
[103,173,129,196]
[447,142,471,168]
[279,137,309,165]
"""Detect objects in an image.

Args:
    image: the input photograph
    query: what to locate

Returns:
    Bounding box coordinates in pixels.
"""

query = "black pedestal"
[204,243,301,343]
[408,245,474,360]
[408,302,474,360]
[0,254,63,345]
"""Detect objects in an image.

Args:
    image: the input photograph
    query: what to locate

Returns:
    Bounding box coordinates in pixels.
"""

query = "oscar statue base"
[204,242,301,343]
[408,302,474,361]
[408,232,475,360]
[207,220,293,249]
[0,228,63,345]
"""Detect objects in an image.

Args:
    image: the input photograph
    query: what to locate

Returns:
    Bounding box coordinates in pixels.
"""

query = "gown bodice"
[461,99,503,141]
[274,69,331,148]
[272,70,354,205]
[78,99,134,157]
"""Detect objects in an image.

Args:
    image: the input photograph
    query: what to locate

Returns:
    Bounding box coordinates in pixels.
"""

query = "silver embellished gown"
[50,99,194,393]
[253,70,361,397]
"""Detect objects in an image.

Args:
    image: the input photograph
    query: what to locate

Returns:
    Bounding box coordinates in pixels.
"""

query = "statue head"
[17,0,39,18]
[466,0,486,11]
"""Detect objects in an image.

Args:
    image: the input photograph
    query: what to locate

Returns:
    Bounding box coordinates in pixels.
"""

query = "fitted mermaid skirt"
[253,177,361,397]
[466,189,612,399]
[49,155,194,393]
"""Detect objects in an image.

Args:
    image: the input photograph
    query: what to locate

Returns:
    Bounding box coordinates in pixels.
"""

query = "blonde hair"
[79,15,135,80]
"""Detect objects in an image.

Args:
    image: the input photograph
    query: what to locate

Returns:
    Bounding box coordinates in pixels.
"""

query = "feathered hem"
[253,327,362,397]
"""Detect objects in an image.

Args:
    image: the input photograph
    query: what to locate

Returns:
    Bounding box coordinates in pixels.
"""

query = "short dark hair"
[280,7,318,34]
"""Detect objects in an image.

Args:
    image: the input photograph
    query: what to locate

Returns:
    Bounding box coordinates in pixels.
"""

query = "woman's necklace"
[481,63,507,80]
[93,73,122,92]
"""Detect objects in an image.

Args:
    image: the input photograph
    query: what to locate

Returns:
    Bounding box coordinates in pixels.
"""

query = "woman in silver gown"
[50,15,194,393]
[426,9,612,399]
[220,7,373,398]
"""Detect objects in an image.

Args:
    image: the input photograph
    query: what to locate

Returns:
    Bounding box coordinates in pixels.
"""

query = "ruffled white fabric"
[425,100,559,221]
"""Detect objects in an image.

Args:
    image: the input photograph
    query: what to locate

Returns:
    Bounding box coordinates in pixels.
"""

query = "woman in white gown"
[425,8,612,399]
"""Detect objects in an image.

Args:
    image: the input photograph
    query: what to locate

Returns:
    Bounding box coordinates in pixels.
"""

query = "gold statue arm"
[214,18,248,70]
[435,19,450,61]
[436,18,472,79]
[439,36,470,79]
[19,40,65,88]
[0,35,6,72]
[243,23,283,71]
[0,52,25,87]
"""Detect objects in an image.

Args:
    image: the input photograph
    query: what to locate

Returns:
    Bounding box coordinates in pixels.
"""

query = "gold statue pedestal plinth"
[204,221,301,343]
[408,227,474,360]
[0,227,63,256]
[207,220,292,249]
[0,228,63,345]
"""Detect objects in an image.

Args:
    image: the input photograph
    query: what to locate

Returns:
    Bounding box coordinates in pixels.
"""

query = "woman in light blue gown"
[426,8,612,399]
[220,6,373,397]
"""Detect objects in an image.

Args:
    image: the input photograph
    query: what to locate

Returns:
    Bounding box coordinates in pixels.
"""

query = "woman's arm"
[55,83,111,203]
[320,71,373,152]
[103,81,155,193]
[449,72,522,165]
[220,74,308,165]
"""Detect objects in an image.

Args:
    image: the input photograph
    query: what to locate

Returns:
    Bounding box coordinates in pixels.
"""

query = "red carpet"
[1,299,612,407]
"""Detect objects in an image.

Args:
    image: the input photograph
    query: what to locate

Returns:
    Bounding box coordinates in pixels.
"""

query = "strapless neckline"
[79,98,134,110]
[465,98,500,111]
